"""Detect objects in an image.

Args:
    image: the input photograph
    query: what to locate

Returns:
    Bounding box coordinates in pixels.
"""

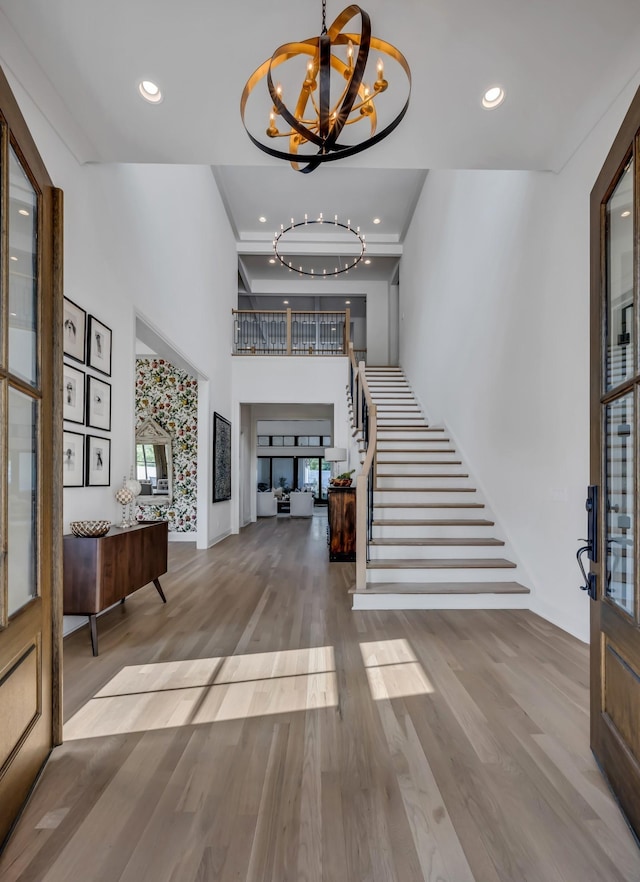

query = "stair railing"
[355,359,377,591]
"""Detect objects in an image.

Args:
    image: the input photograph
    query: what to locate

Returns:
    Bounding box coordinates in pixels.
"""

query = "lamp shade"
[324,447,347,463]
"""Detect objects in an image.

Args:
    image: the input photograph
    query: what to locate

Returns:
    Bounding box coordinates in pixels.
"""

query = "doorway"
[589,84,640,839]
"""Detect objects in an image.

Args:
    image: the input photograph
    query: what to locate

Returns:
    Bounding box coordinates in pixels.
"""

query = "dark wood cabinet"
[63,521,169,655]
[327,487,356,562]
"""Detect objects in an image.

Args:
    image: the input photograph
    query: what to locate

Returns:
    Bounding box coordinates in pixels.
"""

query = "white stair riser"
[377,452,459,463]
[368,544,503,560]
[352,594,529,610]
[378,431,444,441]
[377,462,464,475]
[372,524,493,539]
[377,476,473,489]
[377,441,451,451]
[375,490,479,504]
[367,567,517,584]
[374,505,484,519]
[375,405,421,412]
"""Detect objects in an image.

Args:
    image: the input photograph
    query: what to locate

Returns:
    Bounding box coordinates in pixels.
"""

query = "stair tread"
[352,581,530,595]
[374,518,495,526]
[378,426,444,431]
[367,558,517,569]
[377,448,453,453]
[371,537,504,546]
[377,460,462,465]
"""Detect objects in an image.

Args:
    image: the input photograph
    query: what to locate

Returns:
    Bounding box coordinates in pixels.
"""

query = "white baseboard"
[208,529,231,548]
[168,532,198,543]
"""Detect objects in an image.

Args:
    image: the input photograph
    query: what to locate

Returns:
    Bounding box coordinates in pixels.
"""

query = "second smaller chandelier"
[273,214,365,277]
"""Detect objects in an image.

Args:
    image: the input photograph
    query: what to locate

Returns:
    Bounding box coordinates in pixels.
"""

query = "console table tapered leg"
[88,615,98,656]
[153,578,167,603]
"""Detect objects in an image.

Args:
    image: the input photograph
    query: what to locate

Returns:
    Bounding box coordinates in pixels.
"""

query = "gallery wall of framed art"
[62,296,113,488]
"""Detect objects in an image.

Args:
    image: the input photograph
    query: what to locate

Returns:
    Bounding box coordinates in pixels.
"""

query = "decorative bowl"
[330,478,352,487]
[70,520,111,538]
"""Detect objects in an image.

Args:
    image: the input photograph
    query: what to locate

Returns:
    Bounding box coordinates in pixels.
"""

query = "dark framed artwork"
[63,430,85,487]
[63,363,85,424]
[87,315,112,376]
[63,297,86,363]
[212,412,231,503]
[86,375,111,432]
[86,435,111,486]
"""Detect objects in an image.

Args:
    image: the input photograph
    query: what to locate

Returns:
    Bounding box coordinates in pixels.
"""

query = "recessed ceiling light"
[10,255,18,261]
[18,208,29,217]
[482,86,505,109]
[269,258,276,264]
[283,300,289,304]
[345,300,351,304]
[138,80,163,104]
[364,259,371,265]
[373,217,381,224]
[621,210,631,218]
[259,216,267,223]
[10,312,16,317]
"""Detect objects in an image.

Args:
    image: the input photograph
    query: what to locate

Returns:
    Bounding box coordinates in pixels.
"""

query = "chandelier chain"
[321,0,327,34]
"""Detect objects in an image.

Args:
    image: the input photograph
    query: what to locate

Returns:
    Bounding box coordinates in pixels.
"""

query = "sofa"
[290,492,314,517]
[256,492,277,517]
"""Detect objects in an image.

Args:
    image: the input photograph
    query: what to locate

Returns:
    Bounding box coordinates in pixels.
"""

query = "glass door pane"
[320,459,331,501]
[605,391,634,615]
[298,457,319,496]
[606,158,634,390]
[8,147,38,387]
[272,458,293,493]
[7,387,38,616]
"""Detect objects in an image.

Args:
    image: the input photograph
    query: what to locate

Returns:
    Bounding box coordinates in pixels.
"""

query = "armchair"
[290,492,314,517]
[256,492,277,517]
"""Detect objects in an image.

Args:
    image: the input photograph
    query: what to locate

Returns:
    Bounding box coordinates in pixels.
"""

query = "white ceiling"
[2,0,640,293]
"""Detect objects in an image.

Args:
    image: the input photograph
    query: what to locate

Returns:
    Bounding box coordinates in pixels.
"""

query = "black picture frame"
[63,297,86,363]
[212,412,231,503]
[86,375,112,432]
[86,435,111,486]
[87,315,112,376]
[63,430,85,487]
[63,363,86,425]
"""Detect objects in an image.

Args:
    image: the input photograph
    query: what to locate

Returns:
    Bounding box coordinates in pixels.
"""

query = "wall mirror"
[135,416,173,505]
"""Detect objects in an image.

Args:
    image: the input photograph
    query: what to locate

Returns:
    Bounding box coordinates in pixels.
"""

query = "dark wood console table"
[63,521,168,655]
[327,487,356,562]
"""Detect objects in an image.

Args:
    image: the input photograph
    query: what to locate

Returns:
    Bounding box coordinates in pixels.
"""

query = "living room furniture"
[290,492,314,517]
[256,492,277,517]
[63,520,168,655]
[327,487,356,561]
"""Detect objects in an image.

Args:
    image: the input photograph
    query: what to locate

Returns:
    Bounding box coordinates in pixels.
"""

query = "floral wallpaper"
[135,358,198,533]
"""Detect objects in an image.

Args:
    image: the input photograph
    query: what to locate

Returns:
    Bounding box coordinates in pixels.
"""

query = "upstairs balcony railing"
[233,308,352,356]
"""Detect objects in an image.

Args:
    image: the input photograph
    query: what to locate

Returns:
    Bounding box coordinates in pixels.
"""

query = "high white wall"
[400,78,640,643]
[231,357,351,528]
[2,67,237,633]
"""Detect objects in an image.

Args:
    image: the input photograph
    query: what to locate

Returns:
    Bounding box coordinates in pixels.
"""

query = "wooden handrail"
[356,361,377,591]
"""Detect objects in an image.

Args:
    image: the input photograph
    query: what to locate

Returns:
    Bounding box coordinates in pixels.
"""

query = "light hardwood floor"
[1,514,639,881]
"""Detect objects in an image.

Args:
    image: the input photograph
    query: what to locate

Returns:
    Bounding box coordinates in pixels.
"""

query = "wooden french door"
[0,67,62,849]
[589,85,640,839]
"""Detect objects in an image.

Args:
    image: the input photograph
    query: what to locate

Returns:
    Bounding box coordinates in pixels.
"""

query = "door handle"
[577,485,598,600]
[577,544,597,599]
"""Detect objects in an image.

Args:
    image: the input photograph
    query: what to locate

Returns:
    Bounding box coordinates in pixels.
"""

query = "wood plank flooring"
[1,514,639,881]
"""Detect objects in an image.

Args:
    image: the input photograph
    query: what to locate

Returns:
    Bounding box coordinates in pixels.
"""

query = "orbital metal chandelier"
[240,1,411,173]
[273,213,365,277]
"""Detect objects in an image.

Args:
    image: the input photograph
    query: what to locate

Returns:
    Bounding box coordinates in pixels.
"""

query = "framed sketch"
[63,363,85,424]
[87,315,112,376]
[86,435,111,486]
[86,375,111,431]
[63,297,86,363]
[212,412,231,503]
[63,430,85,487]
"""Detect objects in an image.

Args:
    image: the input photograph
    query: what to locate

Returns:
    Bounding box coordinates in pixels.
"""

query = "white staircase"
[349,366,530,610]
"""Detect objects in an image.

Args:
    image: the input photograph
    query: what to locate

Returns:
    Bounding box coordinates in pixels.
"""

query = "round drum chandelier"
[273,214,365,277]
[240,1,411,174]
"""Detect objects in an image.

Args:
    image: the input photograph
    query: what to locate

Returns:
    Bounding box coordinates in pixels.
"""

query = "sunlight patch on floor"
[360,638,434,700]
[65,646,337,740]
